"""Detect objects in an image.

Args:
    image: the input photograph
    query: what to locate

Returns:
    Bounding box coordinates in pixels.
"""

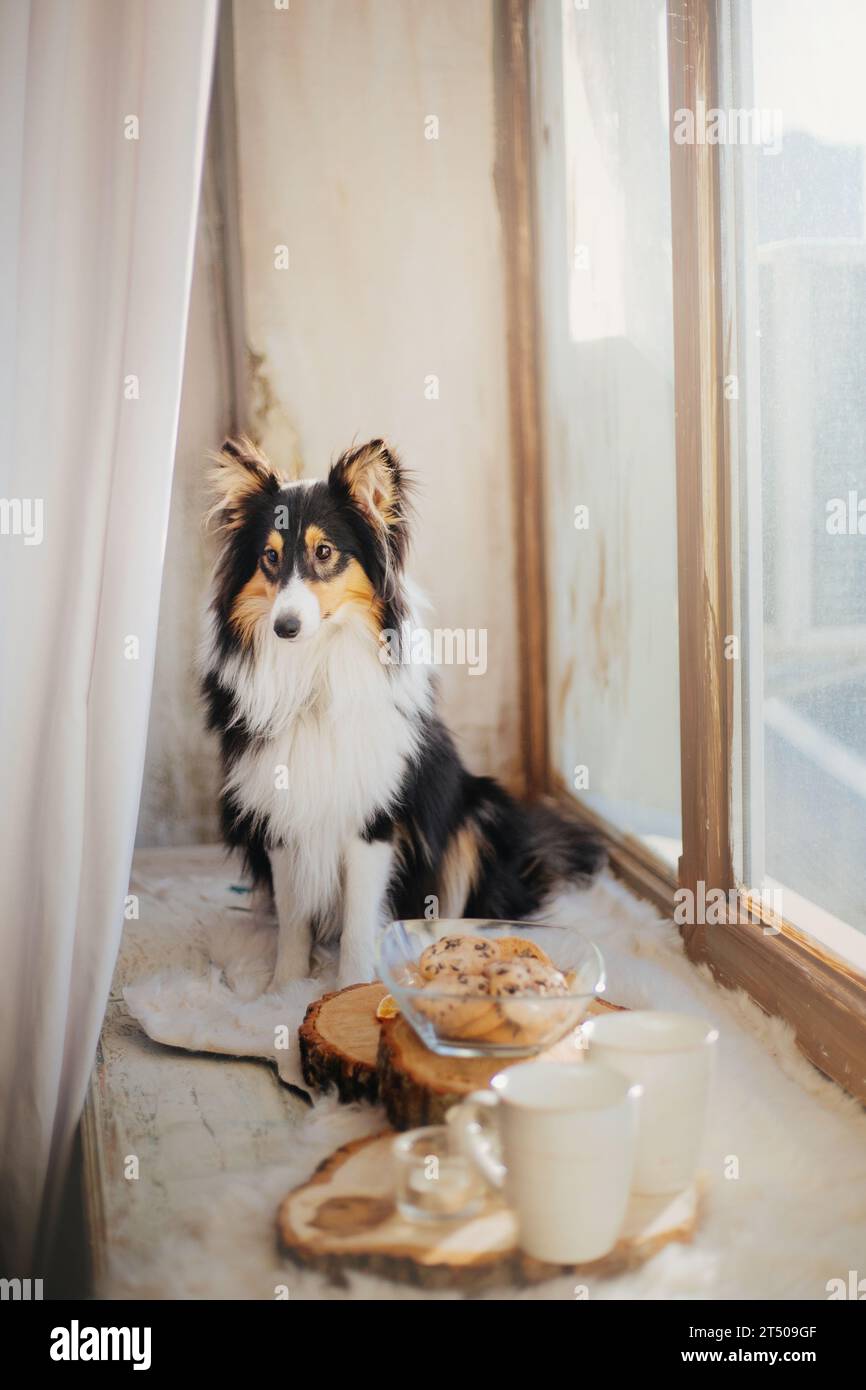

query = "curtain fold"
[0,0,218,1273]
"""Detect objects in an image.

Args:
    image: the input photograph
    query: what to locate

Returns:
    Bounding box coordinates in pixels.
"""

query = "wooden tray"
[277,1130,700,1290]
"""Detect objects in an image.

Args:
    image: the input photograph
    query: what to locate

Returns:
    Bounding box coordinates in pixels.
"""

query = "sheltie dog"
[200,437,604,989]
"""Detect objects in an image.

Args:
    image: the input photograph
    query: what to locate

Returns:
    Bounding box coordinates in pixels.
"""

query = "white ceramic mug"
[447,1060,639,1263]
[584,1010,718,1196]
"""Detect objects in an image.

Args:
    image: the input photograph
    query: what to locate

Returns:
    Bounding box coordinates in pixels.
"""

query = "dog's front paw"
[268,955,311,994]
[267,966,296,995]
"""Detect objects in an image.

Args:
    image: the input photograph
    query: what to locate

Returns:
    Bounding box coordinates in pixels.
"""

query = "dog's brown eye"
[263,547,279,566]
[315,543,332,562]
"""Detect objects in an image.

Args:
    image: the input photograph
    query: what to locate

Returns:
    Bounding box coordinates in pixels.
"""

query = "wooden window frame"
[502,0,866,1102]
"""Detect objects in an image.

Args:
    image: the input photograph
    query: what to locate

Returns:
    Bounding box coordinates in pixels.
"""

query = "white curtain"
[0,0,217,1273]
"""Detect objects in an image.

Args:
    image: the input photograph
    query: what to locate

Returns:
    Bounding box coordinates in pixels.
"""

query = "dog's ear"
[205,436,285,529]
[328,440,411,558]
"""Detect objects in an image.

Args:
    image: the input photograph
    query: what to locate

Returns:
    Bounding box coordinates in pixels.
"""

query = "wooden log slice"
[377,998,622,1131]
[298,980,624,1119]
[298,982,389,1102]
[277,1130,700,1291]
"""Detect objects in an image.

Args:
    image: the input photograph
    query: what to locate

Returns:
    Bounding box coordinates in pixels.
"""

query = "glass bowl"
[377,918,606,1058]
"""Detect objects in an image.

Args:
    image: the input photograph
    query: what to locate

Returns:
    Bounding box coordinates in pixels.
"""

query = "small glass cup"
[392,1125,486,1223]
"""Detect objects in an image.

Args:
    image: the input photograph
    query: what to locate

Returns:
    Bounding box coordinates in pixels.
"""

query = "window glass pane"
[532,0,681,866]
[731,0,866,942]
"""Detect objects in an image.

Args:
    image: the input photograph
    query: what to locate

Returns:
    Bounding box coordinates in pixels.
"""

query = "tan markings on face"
[265,528,284,557]
[230,568,278,646]
[304,523,329,554]
[307,557,381,631]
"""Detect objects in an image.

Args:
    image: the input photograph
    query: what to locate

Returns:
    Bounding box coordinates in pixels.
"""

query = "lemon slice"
[376,993,400,1020]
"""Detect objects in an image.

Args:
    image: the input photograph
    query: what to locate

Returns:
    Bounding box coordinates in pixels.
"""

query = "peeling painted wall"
[138,0,522,847]
[232,0,521,784]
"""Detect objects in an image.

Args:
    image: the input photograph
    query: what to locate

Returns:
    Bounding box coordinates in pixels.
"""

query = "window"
[531,0,681,869]
[721,0,866,960]
[522,0,866,1101]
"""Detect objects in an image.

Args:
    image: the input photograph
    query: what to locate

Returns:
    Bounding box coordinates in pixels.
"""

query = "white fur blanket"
[115,848,866,1300]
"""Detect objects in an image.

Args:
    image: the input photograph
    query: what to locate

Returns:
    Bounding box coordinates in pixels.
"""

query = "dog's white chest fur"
[217,607,428,918]
[230,665,413,848]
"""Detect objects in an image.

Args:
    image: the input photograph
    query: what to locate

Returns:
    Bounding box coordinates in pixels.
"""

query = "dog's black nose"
[274,613,301,639]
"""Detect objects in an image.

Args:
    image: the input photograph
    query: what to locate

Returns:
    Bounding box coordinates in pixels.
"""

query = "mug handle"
[447,1089,506,1190]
